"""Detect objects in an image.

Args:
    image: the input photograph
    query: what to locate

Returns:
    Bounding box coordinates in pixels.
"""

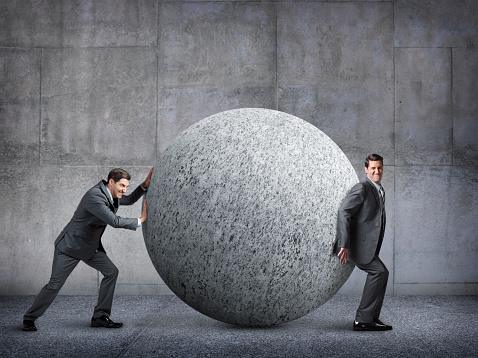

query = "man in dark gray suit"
[334,154,392,331]
[22,167,153,331]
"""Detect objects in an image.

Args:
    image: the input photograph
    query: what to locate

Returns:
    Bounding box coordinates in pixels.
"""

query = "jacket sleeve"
[86,190,139,230]
[335,183,365,250]
[119,185,147,206]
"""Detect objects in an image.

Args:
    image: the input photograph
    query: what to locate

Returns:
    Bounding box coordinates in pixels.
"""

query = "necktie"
[379,186,386,231]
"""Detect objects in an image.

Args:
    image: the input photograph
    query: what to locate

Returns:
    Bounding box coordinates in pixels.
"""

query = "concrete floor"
[1,295,477,358]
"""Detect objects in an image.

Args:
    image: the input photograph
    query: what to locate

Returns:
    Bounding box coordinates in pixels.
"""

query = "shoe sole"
[91,323,123,328]
[23,327,37,331]
[354,327,387,331]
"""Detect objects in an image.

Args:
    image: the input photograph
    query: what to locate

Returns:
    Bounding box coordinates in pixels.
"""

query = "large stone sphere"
[143,108,356,326]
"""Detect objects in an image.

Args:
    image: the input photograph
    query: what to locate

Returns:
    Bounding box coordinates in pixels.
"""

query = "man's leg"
[83,250,119,319]
[371,256,389,320]
[24,250,79,321]
[354,255,389,323]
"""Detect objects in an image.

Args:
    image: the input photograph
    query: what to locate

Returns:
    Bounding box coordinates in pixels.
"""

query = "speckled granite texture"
[143,108,357,326]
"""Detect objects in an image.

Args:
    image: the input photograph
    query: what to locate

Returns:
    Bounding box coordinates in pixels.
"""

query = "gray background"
[1,0,477,297]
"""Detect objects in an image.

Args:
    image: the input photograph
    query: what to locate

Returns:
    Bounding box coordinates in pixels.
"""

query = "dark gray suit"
[334,179,388,323]
[24,180,146,321]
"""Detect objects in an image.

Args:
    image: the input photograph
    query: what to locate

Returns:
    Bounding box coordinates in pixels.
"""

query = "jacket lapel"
[100,180,117,212]
[365,180,381,208]
[113,198,119,213]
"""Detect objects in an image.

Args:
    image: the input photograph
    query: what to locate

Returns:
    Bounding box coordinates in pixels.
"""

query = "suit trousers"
[354,255,389,323]
[24,249,119,321]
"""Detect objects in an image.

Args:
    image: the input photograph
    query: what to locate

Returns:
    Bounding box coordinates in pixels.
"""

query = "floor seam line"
[116,320,155,358]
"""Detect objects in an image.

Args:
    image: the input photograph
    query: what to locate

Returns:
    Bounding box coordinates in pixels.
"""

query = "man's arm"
[338,248,348,264]
[142,167,154,188]
[120,167,154,206]
[140,199,147,224]
[138,167,152,225]
[336,183,365,264]
[86,191,139,230]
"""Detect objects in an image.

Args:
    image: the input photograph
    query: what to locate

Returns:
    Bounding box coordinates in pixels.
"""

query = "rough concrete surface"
[2,295,478,358]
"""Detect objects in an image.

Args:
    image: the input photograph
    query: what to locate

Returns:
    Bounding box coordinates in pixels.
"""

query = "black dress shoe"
[91,315,123,328]
[374,318,393,330]
[23,319,37,331]
[353,320,387,331]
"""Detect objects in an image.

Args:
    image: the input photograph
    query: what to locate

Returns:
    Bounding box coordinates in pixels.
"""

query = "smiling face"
[108,178,130,199]
[365,160,383,185]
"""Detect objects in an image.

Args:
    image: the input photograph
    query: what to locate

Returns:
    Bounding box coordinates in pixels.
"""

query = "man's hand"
[338,247,348,264]
[140,199,147,223]
[142,167,154,188]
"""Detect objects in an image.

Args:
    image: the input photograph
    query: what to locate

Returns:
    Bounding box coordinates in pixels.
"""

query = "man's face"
[108,178,129,199]
[365,160,383,184]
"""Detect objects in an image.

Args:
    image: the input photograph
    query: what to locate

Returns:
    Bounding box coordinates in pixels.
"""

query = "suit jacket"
[55,180,146,260]
[334,179,386,265]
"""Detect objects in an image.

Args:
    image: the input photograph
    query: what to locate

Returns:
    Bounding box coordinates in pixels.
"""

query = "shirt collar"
[105,186,114,203]
[367,177,382,192]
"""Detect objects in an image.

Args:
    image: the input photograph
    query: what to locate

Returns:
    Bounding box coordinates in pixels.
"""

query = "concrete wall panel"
[277,2,394,167]
[0,165,101,295]
[453,48,478,166]
[1,0,477,297]
[41,48,157,166]
[158,2,276,88]
[0,0,158,47]
[395,166,478,289]
[0,48,40,165]
[157,2,277,150]
[394,0,478,48]
[395,48,452,166]
[0,165,171,295]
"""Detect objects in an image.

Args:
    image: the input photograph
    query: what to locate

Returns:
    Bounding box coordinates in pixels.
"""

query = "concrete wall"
[1,0,477,296]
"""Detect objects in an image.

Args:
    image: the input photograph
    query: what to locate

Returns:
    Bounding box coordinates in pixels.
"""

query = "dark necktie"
[379,186,386,230]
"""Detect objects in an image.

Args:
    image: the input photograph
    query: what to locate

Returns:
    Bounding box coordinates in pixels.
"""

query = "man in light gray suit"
[23,167,153,331]
[334,154,392,331]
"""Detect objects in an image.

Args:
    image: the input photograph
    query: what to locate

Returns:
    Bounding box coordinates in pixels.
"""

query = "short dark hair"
[365,154,383,168]
[107,168,131,183]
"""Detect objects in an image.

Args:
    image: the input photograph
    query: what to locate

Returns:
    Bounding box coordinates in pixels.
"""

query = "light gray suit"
[24,180,146,321]
[334,179,388,323]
